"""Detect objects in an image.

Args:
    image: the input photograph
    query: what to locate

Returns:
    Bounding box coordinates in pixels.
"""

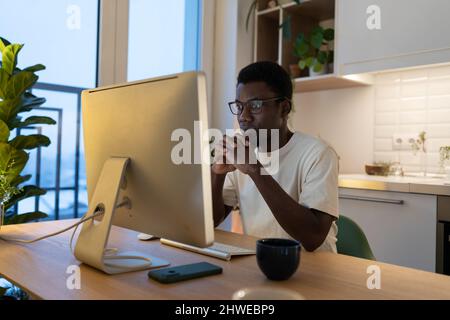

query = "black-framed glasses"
[228,96,288,115]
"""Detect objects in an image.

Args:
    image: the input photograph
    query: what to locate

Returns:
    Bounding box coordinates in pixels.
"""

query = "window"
[127,0,201,81]
[0,0,98,88]
[0,0,202,219]
[0,0,99,219]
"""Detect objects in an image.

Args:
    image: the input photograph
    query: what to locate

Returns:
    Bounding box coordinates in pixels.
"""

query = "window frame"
[97,0,203,86]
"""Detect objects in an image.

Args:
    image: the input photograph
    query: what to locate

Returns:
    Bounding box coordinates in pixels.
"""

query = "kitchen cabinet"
[337,0,450,75]
[339,187,437,272]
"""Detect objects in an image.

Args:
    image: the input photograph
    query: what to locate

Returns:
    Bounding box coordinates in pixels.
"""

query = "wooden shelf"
[255,3,281,63]
[254,0,372,92]
[282,0,335,20]
[257,6,280,18]
[256,0,334,19]
[293,73,374,93]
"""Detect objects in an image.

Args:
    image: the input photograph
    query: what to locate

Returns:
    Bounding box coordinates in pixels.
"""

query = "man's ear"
[280,100,292,118]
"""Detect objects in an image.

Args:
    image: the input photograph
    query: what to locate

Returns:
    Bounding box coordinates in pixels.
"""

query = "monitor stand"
[74,157,169,274]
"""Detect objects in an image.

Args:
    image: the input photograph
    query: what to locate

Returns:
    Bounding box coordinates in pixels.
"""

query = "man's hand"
[212,134,262,176]
[211,162,236,175]
[211,135,236,175]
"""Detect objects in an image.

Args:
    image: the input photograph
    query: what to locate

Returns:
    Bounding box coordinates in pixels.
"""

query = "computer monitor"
[74,71,214,274]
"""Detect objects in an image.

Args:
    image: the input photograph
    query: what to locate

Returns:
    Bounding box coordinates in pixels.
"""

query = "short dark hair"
[237,61,293,100]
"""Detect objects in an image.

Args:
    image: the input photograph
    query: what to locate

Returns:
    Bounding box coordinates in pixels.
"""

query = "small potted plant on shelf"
[293,26,334,78]
[439,146,450,179]
[267,0,278,8]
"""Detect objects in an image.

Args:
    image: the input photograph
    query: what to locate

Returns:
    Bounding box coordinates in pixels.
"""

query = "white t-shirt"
[222,131,339,252]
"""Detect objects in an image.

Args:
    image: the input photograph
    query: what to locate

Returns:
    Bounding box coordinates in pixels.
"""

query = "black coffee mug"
[256,238,301,281]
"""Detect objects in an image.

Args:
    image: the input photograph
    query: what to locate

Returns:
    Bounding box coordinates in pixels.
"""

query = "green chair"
[336,215,376,261]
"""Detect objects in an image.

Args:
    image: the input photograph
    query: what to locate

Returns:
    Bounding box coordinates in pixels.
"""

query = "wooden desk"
[1,220,450,300]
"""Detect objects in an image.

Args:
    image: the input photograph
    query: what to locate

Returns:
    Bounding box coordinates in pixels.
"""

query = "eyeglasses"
[228,96,288,115]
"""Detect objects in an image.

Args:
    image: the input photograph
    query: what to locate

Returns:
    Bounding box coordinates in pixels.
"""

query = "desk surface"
[1,220,450,300]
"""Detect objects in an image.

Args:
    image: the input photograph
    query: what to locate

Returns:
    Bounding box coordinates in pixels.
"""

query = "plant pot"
[267,0,278,8]
[309,63,328,77]
[289,64,301,79]
[328,62,334,74]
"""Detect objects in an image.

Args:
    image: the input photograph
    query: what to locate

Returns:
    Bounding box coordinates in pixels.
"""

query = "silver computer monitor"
[77,71,214,274]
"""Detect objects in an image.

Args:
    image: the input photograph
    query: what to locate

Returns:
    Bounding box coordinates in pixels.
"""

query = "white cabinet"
[337,0,450,75]
[339,188,437,272]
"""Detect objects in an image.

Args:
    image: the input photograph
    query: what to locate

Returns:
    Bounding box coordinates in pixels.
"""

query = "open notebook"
[160,238,256,261]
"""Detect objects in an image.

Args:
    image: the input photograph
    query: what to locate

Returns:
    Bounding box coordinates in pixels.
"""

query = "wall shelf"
[257,6,280,17]
[254,0,373,92]
[293,73,373,93]
[282,0,335,20]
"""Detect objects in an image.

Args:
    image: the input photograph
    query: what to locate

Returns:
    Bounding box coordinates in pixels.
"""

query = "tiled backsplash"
[374,65,450,174]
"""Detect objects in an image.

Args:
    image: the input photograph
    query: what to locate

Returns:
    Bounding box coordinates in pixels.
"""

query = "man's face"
[236,81,287,133]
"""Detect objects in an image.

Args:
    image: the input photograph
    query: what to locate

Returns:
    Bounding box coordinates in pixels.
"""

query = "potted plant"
[410,131,427,176]
[0,37,55,299]
[439,146,450,179]
[288,62,302,79]
[293,26,334,77]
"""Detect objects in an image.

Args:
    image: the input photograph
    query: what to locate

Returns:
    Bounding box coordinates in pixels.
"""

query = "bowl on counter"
[365,164,390,176]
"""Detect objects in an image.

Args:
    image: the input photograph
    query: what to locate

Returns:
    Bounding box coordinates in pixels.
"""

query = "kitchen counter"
[339,174,450,196]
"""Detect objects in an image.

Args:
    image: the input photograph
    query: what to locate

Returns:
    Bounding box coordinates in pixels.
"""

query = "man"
[211,61,339,252]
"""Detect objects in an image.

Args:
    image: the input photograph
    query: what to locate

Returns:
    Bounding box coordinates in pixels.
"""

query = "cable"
[1,203,153,271]
[67,209,150,259]
[0,209,105,244]
[68,210,100,255]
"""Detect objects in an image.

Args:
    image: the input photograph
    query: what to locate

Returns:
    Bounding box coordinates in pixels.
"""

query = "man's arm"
[210,135,239,227]
[225,134,337,252]
[248,171,335,251]
[211,170,234,228]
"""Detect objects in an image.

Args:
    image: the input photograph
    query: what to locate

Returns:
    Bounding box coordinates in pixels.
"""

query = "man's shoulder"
[292,131,334,155]
[290,132,340,171]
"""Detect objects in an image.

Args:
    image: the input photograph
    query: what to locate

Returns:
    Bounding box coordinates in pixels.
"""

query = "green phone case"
[148,262,223,284]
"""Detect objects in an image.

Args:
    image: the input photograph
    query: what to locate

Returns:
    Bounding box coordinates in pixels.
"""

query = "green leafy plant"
[294,26,334,73]
[209,136,216,160]
[439,146,450,167]
[0,37,56,225]
[410,131,427,155]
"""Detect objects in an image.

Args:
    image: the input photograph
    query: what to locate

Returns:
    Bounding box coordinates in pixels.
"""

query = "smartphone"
[148,262,222,284]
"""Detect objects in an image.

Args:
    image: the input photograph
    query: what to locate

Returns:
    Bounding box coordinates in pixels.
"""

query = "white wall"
[206,0,255,132]
[200,0,215,125]
[205,0,257,230]
[210,0,239,132]
[372,65,450,173]
[291,65,450,174]
[290,86,375,173]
